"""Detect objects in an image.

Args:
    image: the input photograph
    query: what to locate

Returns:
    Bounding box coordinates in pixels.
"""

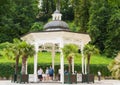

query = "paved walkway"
[0,80,120,85]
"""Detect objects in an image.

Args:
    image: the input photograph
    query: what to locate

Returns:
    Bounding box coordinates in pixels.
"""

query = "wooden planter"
[17,74,29,83]
[82,74,94,83]
[64,73,77,84]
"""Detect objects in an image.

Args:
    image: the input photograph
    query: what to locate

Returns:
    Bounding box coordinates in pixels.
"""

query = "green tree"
[62,44,78,73]
[71,0,90,32]
[38,0,56,22]
[71,0,81,26]
[0,0,20,43]
[108,52,120,79]
[0,39,23,74]
[11,39,22,74]
[30,22,44,32]
[13,0,39,35]
[60,0,74,21]
[88,0,111,53]
[0,42,12,57]
[104,4,120,57]
[20,41,35,74]
[83,44,99,74]
[0,39,35,75]
[0,0,39,43]
[108,0,120,8]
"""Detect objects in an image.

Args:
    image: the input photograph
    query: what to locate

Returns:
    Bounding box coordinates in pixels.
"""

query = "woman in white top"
[38,67,43,81]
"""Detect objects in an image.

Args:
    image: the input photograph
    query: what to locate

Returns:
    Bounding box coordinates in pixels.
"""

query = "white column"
[85,57,87,74]
[72,56,74,73]
[34,43,38,82]
[60,39,64,84]
[52,44,55,80]
[82,57,84,74]
[81,42,84,74]
[52,44,55,70]
[60,50,64,84]
[26,61,27,74]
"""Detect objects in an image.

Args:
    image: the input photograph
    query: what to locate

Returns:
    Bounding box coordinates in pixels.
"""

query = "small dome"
[44,20,69,31]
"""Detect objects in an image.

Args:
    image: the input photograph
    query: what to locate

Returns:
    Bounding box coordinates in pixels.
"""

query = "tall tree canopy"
[88,0,111,54]
[104,2,120,57]
[88,0,120,57]
[0,0,39,43]
[0,0,119,58]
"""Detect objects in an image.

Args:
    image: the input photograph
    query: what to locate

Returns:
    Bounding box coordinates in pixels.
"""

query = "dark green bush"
[0,63,14,79]
[0,63,111,79]
[89,64,111,76]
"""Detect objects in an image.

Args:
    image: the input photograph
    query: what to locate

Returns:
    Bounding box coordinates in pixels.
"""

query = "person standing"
[49,66,54,80]
[98,71,101,81]
[38,67,43,81]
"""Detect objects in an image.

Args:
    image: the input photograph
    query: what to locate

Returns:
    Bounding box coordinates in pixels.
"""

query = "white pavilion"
[21,1,91,83]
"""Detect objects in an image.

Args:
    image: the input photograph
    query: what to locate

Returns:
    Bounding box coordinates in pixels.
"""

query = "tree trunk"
[21,56,27,74]
[87,54,91,74]
[68,63,72,73]
[87,54,91,83]
[68,56,72,73]
[15,55,19,74]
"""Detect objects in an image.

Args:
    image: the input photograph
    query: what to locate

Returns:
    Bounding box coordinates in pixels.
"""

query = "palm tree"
[0,39,21,74]
[0,39,22,82]
[62,44,78,73]
[20,41,35,75]
[108,52,120,79]
[12,39,22,75]
[83,44,99,75]
[83,44,99,83]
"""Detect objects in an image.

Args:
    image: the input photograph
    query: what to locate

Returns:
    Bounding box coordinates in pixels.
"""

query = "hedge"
[0,62,111,79]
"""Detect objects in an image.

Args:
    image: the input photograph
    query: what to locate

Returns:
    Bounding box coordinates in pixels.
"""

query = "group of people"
[37,66,54,81]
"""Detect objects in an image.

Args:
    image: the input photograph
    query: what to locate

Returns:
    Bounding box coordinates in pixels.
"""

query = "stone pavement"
[0,80,120,85]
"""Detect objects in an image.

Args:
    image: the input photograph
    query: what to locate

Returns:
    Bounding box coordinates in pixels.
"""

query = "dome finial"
[52,0,62,21]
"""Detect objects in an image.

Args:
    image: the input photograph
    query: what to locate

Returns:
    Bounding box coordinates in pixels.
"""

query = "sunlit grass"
[0,52,113,65]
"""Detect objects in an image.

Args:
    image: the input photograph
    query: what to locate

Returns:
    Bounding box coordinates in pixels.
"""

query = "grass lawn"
[0,52,113,65]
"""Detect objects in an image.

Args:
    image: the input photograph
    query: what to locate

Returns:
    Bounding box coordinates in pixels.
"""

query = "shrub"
[0,63,111,79]
[0,63,14,79]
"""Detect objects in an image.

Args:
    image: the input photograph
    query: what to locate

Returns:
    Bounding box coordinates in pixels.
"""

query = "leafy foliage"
[108,52,120,79]
[104,8,120,57]
[62,44,79,58]
[0,62,110,79]
[71,0,90,32]
[0,38,35,75]
[88,0,111,53]
[83,44,99,57]
[30,22,44,32]
[83,43,99,73]
[18,40,35,74]
[0,0,119,58]
[62,44,79,72]
[0,0,39,43]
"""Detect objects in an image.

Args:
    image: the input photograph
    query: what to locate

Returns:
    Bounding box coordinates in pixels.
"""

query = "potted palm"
[83,43,99,83]
[0,39,35,83]
[0,39,21,82]
[17,41,35,83]
[62,44,78,84]
[10,39,22,82]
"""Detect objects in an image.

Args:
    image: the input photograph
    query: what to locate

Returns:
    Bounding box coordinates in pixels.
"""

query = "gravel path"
[0,80,120,85]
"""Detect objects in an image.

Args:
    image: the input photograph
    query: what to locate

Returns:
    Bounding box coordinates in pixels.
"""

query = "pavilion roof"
[21,31,91,47]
